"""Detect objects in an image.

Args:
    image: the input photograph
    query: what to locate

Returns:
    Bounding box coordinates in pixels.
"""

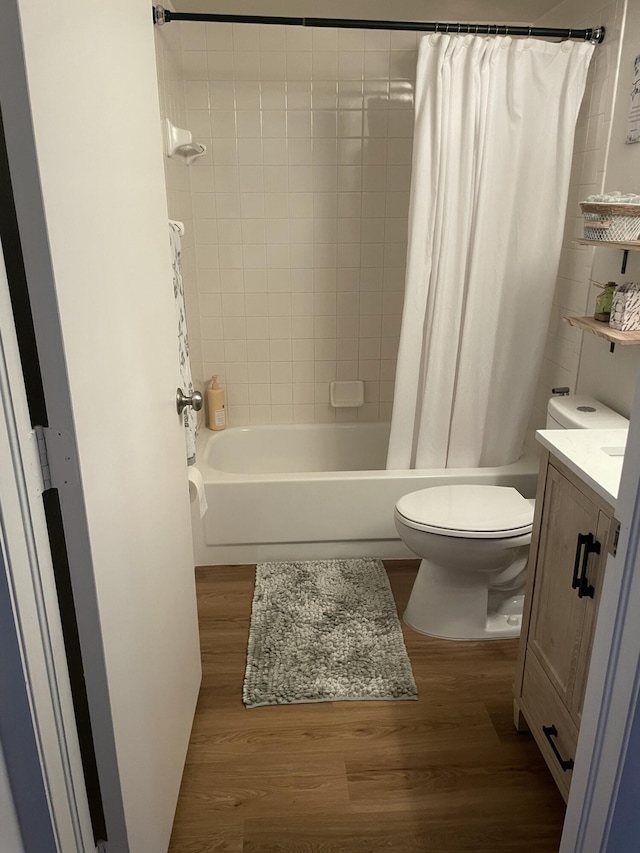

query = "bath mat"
[243,558,417,708]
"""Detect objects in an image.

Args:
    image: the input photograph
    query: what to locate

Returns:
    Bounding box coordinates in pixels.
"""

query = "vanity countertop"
[536,428,628,508]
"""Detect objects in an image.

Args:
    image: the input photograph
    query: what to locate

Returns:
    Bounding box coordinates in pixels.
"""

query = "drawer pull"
[543,724,575,772]
[573,532,599,598]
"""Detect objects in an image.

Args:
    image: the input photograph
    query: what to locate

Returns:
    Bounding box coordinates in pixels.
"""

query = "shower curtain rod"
[152,6,605,44]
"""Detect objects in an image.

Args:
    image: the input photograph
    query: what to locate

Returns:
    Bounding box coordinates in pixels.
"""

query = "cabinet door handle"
[572,533,588,589]
[542,724,575,772]
[576,532,599,599]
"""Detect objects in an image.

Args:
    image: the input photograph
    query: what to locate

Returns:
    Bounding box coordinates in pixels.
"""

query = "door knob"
[176,388,203,415]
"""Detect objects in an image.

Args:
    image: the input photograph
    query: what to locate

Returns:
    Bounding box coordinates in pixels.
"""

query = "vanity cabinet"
[514,449,613,801]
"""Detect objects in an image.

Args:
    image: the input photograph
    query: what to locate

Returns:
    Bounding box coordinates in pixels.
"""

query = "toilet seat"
[395,485,534,540]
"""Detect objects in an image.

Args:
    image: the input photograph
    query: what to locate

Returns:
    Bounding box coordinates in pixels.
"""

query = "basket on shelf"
[610,282,640,331]
[580,202,640,242]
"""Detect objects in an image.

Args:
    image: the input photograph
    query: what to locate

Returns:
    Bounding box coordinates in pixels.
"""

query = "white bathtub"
[191,422,538,566]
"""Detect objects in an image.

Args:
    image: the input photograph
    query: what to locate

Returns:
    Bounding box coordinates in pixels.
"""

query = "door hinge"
[34,424,52,492]
[609,517,621,558]
[32,425,79,495]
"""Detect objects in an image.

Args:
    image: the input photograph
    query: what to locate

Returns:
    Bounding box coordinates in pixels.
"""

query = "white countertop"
[536,428,628,507]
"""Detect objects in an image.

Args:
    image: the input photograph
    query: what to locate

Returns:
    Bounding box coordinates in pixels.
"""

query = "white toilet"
[395,394,629,641]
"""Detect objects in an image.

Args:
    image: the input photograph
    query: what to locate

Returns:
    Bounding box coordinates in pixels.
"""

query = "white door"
[0,1,202,851]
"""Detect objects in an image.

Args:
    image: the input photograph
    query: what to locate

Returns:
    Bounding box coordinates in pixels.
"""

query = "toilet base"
[404,609,522,641]
[403,558,525,641]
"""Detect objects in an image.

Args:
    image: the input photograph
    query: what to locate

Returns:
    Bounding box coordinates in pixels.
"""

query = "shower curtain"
[387,35,594,470]
[169,222,197,465]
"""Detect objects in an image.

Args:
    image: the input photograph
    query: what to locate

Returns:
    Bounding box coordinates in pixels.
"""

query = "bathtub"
[191,422,538,566]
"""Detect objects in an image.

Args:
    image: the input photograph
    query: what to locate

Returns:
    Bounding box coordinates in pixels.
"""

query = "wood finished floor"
[169,560,565,853]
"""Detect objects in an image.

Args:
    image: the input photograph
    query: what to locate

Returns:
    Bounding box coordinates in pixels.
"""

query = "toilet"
[395,394,629,640]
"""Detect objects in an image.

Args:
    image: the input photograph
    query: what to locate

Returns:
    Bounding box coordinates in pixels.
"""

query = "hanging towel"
[169,222,197,465]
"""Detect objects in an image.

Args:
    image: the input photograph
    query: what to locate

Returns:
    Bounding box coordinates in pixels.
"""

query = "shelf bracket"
[610,342,616,353]
[621,249,629,274]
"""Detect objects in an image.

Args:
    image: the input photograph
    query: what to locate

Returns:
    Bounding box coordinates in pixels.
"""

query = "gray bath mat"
[243,558,417,708]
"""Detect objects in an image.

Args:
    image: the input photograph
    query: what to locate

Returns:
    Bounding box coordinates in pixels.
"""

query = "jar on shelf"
[593,281,616,322]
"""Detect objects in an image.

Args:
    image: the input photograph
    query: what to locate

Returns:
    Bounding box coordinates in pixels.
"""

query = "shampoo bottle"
[207,374,226,431]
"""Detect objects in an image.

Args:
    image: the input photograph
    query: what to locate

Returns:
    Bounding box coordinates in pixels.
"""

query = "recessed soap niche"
[330,381,365,408]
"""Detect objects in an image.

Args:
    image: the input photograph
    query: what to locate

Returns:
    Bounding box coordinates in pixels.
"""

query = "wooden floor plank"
[174,755,350,821]
[242,810,563,853]
[168,561,565,853]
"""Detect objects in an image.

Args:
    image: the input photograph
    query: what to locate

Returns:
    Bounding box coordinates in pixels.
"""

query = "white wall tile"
[339,52,365,81]
[205,23,233,51]
[233,52,261,81]
[246,317,269,339]
[312,29,338,51]
[270,340,292,360]
[288,60,313,93]
[286,27,311,51]
[247,339,269,360]
[293,339,314,360]
[182,51,208,81]
[292,316,314,338]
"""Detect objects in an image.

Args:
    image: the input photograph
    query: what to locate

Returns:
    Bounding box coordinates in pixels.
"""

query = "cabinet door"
[528,465,601,709]
[571,509,611,723]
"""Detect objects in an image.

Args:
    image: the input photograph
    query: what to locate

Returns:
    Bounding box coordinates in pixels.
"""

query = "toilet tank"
[546,395,629,430]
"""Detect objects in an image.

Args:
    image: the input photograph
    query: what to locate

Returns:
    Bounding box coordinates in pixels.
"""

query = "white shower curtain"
[387,35,594,470]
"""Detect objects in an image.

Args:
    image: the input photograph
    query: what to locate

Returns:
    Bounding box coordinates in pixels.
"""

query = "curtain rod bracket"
[153,5,168,26]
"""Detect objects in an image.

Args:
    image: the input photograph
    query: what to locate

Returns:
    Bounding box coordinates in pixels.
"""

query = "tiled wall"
[155,16,205,412]
[181,23,419,425]
[526,0,626,440]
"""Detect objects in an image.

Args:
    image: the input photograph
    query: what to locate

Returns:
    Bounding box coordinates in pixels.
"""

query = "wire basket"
[581,202,640,242]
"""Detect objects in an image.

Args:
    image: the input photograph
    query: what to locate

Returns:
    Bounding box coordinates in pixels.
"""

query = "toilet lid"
[395,485,534,539]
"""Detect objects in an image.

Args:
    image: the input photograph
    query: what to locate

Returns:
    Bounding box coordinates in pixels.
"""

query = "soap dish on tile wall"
[165,119,206,165]
[330,381,364,408]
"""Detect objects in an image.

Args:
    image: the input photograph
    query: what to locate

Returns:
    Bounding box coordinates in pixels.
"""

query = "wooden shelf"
[563,315,640,345]
[576,238,640,250]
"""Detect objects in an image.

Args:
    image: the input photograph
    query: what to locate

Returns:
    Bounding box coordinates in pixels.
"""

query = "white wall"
[531,0,640,427]
[576,2,640,416]
[526,0,627,441]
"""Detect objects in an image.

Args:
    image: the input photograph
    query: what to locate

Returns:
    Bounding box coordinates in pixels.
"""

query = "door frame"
[0,238,94,852]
